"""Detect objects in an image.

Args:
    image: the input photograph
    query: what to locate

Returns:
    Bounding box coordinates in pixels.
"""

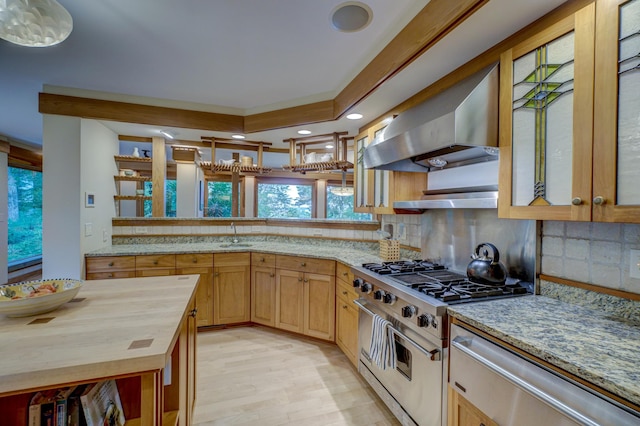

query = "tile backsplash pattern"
[380,214,422,249]
[541,221,640,294]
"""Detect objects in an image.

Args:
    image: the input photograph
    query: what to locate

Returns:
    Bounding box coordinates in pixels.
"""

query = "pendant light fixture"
[0,0,73,47]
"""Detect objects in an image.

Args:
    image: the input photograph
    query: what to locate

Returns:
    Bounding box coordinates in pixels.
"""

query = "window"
[7,167,42,264]
[207,181,233,217]
[257,180,313,218]
[327,184,372,220]
[143,180,176,217]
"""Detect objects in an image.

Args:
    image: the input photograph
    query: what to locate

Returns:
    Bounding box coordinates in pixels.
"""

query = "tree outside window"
[7,167,42,264]
[207,181,233,217]
[257,182,312,218]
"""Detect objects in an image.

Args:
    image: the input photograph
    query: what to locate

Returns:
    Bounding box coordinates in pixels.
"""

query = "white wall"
[79,120,118,265]
[0,151,7,283]
[43,117,118,279]
[42,115,82,278]
[176,162,198,217]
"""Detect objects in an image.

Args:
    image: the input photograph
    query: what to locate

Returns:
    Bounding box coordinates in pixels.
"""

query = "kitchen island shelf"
[0,275,198,426]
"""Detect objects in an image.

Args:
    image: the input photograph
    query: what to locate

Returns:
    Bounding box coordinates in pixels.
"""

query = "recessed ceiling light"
[159,130,175,139]
[346,113,363,120]
[330,2,373,33]
[231,134,245,139]
[326,144,334,149]
[298,130,312,135]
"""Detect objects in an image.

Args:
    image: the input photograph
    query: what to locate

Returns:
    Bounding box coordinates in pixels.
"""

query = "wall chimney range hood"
[362,64,500,210]
[362,64,499,172]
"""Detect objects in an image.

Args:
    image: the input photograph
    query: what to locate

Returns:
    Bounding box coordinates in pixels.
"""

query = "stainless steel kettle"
[466,242,507,286]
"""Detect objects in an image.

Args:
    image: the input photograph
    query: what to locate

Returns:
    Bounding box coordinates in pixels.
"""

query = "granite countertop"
[448,296,640,408]
[86,241,387,267]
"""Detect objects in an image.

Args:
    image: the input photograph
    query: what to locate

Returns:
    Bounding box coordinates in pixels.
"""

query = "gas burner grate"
[362,260,445,275]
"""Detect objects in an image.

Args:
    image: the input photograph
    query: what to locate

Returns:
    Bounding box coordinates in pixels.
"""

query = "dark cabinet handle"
[190,308,198,317]
[342,272,348,276]
[260,257,265,262]
[108,273,113,278]
[298,277,303,282]
[300,262,306,267]
[192,258,198,263]
[108,262,114,267]
[342,291,348,295]
[342,305,347,309]
[269,273,275,277]
[153,260,158,265]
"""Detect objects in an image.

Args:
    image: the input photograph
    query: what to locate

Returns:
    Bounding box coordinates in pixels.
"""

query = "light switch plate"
[630,250,640,279]
[84,223,93,237]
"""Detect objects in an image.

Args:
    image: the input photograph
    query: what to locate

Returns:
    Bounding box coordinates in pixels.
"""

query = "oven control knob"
[353,278,364,288]
[401,305,416,318]
[360,283,372,294]
[417,314,432,328]
[383,293,397,305]
[373,290,385,300]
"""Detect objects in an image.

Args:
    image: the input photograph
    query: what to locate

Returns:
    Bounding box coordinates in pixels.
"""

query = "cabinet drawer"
[276,255,335,275]
[176,253,213,268]
[336,278,359,303]
[214,252,250,267]
[136,268,175,277]
[336,262,354,285]
[86,256,135,273]
[86,271,136,280]
[251,252,276,267]
[136,254,176,269]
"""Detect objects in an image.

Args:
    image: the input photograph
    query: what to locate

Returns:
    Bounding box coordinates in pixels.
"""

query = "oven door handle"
[451,337,600,426]
[353,299,441,362]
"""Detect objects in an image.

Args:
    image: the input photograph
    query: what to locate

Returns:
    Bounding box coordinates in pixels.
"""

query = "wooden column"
[288,139,296,165]
[152,136,166,217]
[231,152,240,217]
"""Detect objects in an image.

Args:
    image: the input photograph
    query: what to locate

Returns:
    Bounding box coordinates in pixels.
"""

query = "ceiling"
[0,0,568,153]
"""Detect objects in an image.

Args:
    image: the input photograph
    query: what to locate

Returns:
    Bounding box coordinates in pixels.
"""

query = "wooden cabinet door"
[275,269,304,334]
[448,386,498,426]
[336,295,359,366]
[498,4,595,221]
[187,299,197,425]
[303,272,335,341]
[251,266,276,327]
[213,265,250,325]
[354,130,374,213]
[592,0,640,222]
[177,267,214,327]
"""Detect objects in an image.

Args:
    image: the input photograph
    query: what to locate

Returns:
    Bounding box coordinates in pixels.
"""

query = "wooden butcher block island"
[0,275,199,426]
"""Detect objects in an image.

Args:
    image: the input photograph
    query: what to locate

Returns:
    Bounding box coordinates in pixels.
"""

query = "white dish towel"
[369,314,397,370]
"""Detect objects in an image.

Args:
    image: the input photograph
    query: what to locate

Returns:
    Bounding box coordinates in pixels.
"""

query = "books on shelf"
[79,380,126,426]
[28,380,124,426]
[28,386,77,426]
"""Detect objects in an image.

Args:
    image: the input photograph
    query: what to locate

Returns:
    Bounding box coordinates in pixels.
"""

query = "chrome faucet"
[231,222,238,243]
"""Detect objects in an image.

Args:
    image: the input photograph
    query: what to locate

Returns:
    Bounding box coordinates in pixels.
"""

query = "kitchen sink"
[219,243,252,248]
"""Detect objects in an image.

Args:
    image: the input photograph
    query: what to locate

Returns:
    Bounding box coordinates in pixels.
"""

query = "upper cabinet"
[499,0,640,223]
[354,121,426,215]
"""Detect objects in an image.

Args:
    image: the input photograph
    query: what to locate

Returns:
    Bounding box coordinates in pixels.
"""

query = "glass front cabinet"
[499,0,640,223]
[354,121,426,215]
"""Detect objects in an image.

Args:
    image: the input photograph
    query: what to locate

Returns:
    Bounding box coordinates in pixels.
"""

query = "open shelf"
[114,195,152,201]
[282,160,353,173]
[114,175,152,182]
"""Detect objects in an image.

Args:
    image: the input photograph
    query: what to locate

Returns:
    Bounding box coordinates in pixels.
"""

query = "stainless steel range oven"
[351,260,531,426]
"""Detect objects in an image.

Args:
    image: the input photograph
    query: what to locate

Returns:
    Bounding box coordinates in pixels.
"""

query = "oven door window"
[394,334,412,381]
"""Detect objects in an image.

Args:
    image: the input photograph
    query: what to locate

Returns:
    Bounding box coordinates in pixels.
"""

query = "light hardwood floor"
[192,326,400,426]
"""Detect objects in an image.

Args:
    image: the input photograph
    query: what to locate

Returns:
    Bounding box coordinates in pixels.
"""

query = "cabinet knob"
[260,257,265,262]
[190,308,198,317]
[342,291,348,295]
[108,262,114,267]
[593,196,605,205]
[571,197,582,206]
[343,305,348,309]
[153,260,158,265]
[214,272,220,277]
[108,273,113,278]
[269,273,275,277]
[192,258,198,263]
[300,262,306,267]
[303,279,309,283]
[342,272,348,276]
[298,277,303,282]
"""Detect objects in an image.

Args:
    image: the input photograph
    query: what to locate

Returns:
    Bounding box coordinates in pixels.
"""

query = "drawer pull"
[300,262,306,267]
[342,291,348,295]
[192,258,198,263]
[153,260,158,265]
[342,305,348,309]
[342,272,348,276]
[108,262,114,267]
[190,308,198,317]
[298,278,303,282]
[303,279,309,283]
[108,273,113,278]
[214,272,220,277]
[269,273,275,277]
[260,257,265,262]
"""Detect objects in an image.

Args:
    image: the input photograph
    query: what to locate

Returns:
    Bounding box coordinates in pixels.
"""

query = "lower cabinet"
[251,253,277,327]
[176,253,214,328]
[448,385,498,426]
[335,264,359,366]
[275,255,336,342]
[213,252,251,325]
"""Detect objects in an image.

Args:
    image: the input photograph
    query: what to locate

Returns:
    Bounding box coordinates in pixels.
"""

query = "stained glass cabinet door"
[498,4,595,221]
[593,0,640,223]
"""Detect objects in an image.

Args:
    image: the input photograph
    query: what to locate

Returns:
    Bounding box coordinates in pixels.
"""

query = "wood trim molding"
[244,100,335,133]
[8,144,43,171]
[112,217,379,231]
[39,93,244,133]
[0,140,9,154]
[539,274,640,301]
